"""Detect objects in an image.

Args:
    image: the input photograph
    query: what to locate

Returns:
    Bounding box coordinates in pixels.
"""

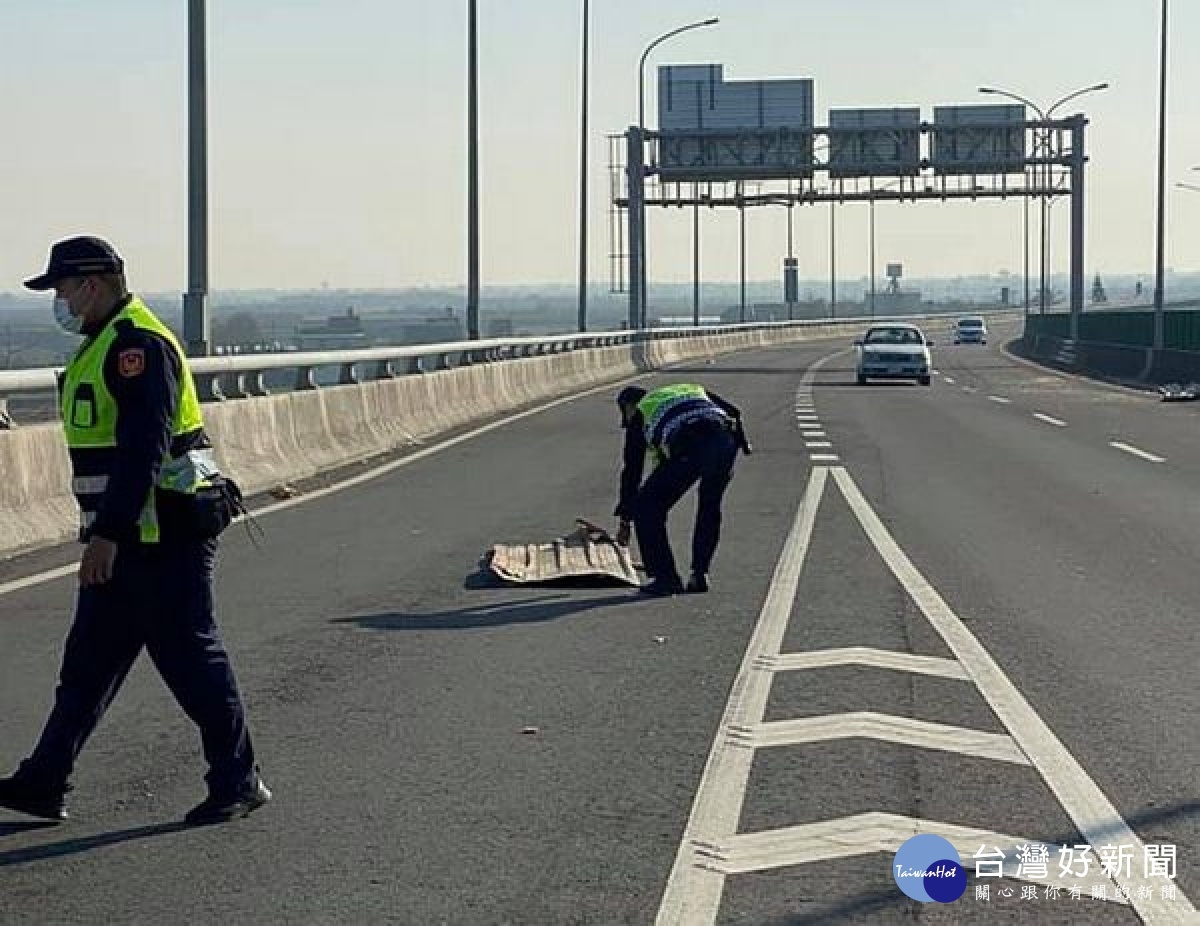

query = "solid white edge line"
[0,564,77,597]
[654,466,828,926]
[831,466,1197,923]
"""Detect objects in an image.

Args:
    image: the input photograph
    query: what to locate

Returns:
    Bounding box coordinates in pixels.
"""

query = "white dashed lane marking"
[1034,413,1067,427]
[1110,441,1166,464]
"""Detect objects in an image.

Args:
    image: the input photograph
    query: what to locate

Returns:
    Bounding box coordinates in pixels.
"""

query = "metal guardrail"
[0,310,1022,411]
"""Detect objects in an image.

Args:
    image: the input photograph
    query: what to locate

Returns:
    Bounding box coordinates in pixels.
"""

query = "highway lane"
[2,328,1198,924]
[738,321,1194,924]
[0,341,823,926]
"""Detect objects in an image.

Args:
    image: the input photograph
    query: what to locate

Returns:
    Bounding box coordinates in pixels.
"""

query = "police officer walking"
[614,383,751,597]
[0,236,269,826]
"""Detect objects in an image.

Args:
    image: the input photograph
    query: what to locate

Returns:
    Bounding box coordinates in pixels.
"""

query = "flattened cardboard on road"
[487,519,640,587]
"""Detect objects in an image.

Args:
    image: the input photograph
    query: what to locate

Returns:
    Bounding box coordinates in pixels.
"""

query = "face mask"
[53,296,84,335]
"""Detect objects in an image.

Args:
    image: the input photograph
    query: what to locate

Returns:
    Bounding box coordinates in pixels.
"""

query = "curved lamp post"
[635,17,718,327]
[979,83,1109,315]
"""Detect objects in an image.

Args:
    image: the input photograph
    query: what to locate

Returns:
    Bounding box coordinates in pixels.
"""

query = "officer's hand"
[615,520,632,547]
[80,536,118,586]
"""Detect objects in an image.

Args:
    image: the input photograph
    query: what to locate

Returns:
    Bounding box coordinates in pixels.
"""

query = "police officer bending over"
[0,236,269,826]
[614,383,751,597]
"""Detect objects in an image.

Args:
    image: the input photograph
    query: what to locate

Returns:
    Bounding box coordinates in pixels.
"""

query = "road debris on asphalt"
[486,518,640,587]
[1159,382,1200,402]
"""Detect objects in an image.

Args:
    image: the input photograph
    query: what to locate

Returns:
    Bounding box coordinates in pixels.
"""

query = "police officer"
[0,236,269,826]
[614,383,751,597]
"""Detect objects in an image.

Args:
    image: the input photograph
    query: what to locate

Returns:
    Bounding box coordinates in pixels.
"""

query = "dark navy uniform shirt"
[615,389,744,520]
[80,296,184,543]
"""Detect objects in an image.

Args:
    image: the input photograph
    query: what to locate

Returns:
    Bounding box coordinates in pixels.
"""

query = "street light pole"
[577,0,589,332]
[636,16,718,327]
[739,185,747,323]
[1153,0,1169,350]
[692,183,700,326]
[868,179,901,318]
[829,199,837,318]
[786,198,795,320]
[184,0,210,358]
[868,197,876,318]
[638,18,718,137]
[979,82,1109,318]
[466,0,480,340]
[1023,193,1031,315]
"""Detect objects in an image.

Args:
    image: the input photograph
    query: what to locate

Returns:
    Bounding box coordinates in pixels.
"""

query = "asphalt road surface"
[2,318,1199,925]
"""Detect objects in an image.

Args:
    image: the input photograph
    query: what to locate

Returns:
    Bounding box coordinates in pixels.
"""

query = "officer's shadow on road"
[0,821,190,867]
[334,591,634,632]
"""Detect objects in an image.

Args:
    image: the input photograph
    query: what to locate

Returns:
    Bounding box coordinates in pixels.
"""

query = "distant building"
[294,307,367,350]
[397,308,465,345]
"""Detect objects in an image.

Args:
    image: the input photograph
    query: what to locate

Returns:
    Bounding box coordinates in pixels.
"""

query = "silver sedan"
[855,324,932,386]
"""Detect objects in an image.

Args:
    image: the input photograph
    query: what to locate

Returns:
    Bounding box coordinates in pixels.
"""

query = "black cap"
[616,385,646,407]
[24,236,124,291]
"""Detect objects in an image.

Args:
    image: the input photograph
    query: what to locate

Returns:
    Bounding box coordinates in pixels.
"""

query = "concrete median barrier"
[0,423,79,555]
[0,317,971,559]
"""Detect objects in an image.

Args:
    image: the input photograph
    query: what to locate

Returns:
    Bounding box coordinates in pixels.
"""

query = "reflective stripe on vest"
[636,384,727,456]
[61,297,209,543]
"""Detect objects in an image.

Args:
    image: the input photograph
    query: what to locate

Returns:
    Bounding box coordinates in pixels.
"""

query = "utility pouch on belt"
[159,476,246,539]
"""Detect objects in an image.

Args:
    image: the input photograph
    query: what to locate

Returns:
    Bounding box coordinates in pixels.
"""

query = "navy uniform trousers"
[17,536,256,800]
[633,422,739,584]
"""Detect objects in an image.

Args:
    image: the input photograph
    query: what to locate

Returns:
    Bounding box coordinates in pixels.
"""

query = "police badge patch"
[117,347,145,377]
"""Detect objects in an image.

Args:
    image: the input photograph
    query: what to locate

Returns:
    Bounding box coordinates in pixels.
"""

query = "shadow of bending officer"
[0,237,269,827]
[614,383,751,597]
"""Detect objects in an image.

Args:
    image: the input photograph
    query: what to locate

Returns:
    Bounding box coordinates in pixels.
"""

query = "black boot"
[184,777,272,826]
[0,775,69,822]
[639,576,684,597]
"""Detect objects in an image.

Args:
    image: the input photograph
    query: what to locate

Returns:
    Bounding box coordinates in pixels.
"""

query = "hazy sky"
[1,1,1197,295]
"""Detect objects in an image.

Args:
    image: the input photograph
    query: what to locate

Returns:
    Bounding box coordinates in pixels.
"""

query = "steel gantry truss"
[610,116,1089,333]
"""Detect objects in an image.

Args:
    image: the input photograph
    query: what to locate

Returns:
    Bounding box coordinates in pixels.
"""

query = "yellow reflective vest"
[61,297,213,543]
